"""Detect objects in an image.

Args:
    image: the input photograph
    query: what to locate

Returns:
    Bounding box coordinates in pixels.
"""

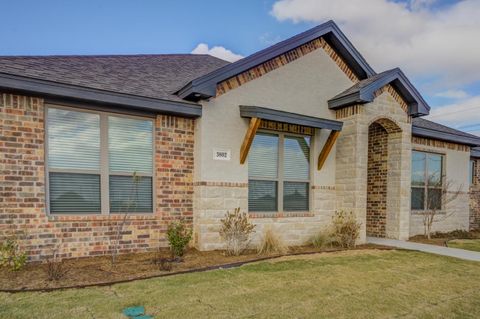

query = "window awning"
[238,105,343,170]
[239,105,343,131]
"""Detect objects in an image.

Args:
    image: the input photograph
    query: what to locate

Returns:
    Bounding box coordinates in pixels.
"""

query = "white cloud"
[434,89,469,99]
[271,0,480,89]
[191,43,243,62]
[427,96,480,135]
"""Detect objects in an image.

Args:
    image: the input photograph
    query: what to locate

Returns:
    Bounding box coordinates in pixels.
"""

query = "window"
[248,132,310,212]
[47,107,154,214]
[470,160,475,186]
[411,151,443,211]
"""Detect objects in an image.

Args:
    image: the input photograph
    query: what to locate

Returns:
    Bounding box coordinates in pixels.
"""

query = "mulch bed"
[0,244,390,292]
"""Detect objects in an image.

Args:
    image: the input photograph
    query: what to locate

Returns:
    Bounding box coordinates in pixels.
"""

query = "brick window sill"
[410,210,447,216]
[47,213,159,222]
[249,212,314,219]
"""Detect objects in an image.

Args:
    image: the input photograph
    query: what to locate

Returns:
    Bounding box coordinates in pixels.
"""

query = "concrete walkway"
[367,237,480,262]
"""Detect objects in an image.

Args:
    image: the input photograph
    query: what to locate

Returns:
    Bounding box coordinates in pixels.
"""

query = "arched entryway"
[366,118,402,238]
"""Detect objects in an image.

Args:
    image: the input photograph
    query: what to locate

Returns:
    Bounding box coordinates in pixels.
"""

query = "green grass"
[447,239,480,252]
[1,250,480,319]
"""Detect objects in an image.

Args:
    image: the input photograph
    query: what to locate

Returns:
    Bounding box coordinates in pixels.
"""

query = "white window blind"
[47,107,154,214]
[248,132,310,212]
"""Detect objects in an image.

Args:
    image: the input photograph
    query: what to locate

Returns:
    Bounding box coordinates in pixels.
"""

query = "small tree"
[421,175,462,239]
[109,171,142,267]
[220,207,255,256]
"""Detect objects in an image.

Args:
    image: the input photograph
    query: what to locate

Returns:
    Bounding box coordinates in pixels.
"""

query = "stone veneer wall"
[335,88,412,242]
[366,123,388,237]
[193,182,337,250]
[0,92,194,261]
[470,159,480,230]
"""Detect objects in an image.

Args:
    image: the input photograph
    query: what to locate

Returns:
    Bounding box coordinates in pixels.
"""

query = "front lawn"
[447,239,480,252]
[1,249,480,319]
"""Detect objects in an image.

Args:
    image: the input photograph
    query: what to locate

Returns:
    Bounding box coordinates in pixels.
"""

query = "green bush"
[166,220,193,258]
[0,237,27,271]
[331,211,361,249]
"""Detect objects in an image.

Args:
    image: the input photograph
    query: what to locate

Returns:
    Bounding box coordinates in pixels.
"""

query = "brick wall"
[470,159,480,230]
[366,122,388,237]
[0,92,194,261]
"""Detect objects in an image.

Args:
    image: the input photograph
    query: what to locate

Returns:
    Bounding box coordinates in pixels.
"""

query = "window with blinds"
[248,132,310,212]
[47,107,154,214]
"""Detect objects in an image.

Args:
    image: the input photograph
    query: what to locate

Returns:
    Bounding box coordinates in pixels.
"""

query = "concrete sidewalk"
[367,237,480,262]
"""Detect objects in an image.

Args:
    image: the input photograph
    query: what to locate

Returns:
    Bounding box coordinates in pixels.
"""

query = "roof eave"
[472,148,480,158]
[239,105,343,131]
[0,73,202,118]
[412,126,480,147]
[328,68,430,117]
[179,20,376,100]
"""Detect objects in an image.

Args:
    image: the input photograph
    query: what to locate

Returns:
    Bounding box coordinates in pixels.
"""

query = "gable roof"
[177,20,376,101]
[0,54,229,117]
[328,68,430,117]
[412,118,480,147]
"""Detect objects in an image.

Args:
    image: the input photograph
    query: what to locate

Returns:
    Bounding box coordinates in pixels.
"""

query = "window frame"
[248,130,312,213]
[45,104,156,215]
[470,159,475,186]
[411,150,445,213]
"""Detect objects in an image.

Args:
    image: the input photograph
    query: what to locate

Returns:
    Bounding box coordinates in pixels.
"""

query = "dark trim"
[328,68,430,117]
[0,73,202,118]
[471,148,480,158]
[239,105,343,131]
[412,126,480,147]
[44,97,157,118]
[178,20,375,100]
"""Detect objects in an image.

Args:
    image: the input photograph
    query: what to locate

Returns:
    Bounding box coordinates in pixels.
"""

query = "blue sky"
[1,0,479,135]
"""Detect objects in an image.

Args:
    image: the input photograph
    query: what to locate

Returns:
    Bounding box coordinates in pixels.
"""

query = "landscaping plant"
[166,219,193,259]
[219,207,256,256]
[311,228,335,249]
[0,236,27,271]
[45,247,69,281]
[257,228,288,255]
[109,171,141,267]
[421,175,462,239]
[331,211,361,249]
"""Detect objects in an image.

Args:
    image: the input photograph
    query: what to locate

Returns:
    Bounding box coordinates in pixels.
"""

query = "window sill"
[47,213,157,222]
[411,210,447,216]
[249,211,314,219]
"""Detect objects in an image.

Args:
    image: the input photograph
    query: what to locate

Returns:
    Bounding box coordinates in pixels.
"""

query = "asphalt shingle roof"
[0,54,230,103]
[412,117,480,141]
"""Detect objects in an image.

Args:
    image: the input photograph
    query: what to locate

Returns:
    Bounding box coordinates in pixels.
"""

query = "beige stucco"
[192,45,473,251]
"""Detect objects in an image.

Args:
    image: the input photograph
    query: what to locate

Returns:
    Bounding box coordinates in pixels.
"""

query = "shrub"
[331,211,361,249]
[0,237,27,271]
[257,228,288,255]
[166,219,193,259]
[45,249,69,281]
[220,207,256,256]
[311,229,335,249]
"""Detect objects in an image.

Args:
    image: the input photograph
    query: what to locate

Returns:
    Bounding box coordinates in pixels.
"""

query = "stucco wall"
[194,48,354,249]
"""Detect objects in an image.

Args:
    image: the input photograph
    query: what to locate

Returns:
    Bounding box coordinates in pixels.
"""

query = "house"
[1,21,480,260]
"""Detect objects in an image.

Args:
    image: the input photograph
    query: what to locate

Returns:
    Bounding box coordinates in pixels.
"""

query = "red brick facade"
[0,92,194,261]
[366,122,388,237]
[470,158,480,230]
